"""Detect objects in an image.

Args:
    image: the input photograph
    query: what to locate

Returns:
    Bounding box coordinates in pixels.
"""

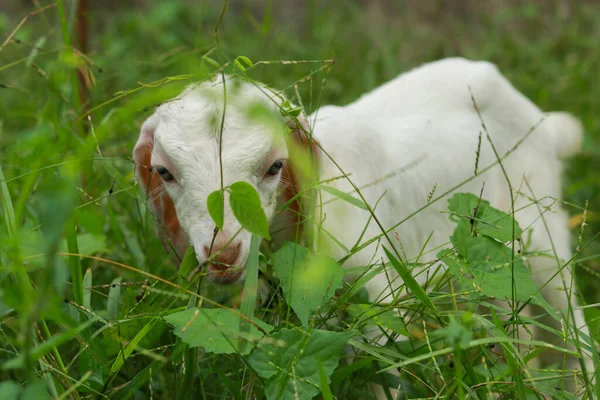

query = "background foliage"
[1,0,599,399]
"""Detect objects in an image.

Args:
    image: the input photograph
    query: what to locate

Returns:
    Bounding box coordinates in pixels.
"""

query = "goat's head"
[133,77,315,284]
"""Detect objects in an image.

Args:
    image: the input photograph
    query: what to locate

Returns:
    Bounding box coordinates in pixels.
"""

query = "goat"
[134,57,593,390]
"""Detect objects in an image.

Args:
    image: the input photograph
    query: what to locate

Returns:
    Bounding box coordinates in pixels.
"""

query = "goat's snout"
[199,237,245,285]
[204,241,242,270]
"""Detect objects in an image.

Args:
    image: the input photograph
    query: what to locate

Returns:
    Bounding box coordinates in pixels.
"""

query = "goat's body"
[310,58,589,375]
[314,59,567,291]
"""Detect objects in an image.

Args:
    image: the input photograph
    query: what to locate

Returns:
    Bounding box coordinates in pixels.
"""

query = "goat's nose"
[203,241,242,270]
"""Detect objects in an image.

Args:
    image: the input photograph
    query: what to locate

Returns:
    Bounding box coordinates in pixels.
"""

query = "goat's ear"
[286,115,319,183]
[281,115,319,241]
[133,114,188,263]
[133,114,158,181]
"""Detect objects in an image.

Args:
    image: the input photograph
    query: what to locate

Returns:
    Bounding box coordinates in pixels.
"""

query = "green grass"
[0,1,599,399]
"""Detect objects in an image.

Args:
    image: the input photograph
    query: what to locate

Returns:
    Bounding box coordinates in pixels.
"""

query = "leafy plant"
[273,242,344,326]
[438,193,550,309]
[248,329,354,400]
[165,308,273,355]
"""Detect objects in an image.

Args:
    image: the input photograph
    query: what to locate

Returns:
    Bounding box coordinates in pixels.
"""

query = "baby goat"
[134,58,593,382]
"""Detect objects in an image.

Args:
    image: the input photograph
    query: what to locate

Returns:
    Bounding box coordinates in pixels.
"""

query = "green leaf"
[319,185,368,210]
[207,190,225,231]
[61,233,107,255]
[229,181,271,239]
[447,193,522,243]
[237,55,253,67]
[76,233,107,255]
[287,107,302,117]
[248,328,354,400]
[433,317,472,350]
[234,59,245,71]
[438,242,550,310]
[202,56,221,69]
[273,242,344,326]
[164,308,272,355]
[0,381,21,400]
[383,246,438,317]
[82,268,92,310]
[21,381,49,400]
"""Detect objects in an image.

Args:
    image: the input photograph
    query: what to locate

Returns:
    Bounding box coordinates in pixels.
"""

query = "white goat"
[134,58,593,386]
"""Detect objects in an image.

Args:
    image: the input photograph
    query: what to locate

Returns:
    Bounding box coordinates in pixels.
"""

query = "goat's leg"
[525,207,595,389]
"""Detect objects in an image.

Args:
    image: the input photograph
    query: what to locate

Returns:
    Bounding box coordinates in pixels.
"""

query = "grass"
[0,1,599,399]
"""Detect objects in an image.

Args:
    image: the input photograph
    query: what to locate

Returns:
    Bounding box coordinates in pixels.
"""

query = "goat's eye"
[156,166,175,182]
[266,159,284,176]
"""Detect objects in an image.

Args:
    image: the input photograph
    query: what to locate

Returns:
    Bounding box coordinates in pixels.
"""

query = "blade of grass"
[179,248,199,400]
[105,317,159,390]
[240,235,260,318]
[0,163,16,238]
[57,370,92,400]
[238,234,260,355]
[82,268,92,309]
[177,348,197,400]
[56,0,82,116]
[179,246,198,282]
[215,369,242,399]
[383,246,438,317]
[107,277,122,321]
[489,308,527,399]
[593,339,600,400]
[378,333,578,372]
[2,318,97,370]
[111,344,185,400]
[66,223,84,306]
[317,359,333,400]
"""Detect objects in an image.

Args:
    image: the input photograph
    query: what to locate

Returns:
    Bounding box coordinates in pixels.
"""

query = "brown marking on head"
[133,118,189,263]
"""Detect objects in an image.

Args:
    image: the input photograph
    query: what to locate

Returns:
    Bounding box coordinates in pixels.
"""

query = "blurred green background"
[0,1,599,396]
[1,0,598,292]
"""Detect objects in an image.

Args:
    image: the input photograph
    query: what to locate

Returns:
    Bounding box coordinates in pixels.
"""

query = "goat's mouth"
[205,264,244,285]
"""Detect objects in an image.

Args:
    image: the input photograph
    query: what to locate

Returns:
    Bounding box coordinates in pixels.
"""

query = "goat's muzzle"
[203,241,244,284]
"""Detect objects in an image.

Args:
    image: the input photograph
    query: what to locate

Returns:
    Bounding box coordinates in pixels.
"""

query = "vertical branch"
[56,0,82,114]
[75,0,89,114]
[218,72,227,191]
[468,86,519,331]
[214,0,229,47]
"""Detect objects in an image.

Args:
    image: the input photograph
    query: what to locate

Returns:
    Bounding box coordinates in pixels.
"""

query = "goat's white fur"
[135,58,593,388]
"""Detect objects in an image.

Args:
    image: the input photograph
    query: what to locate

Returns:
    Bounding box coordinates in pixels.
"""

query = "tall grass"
[0,1,599,399]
